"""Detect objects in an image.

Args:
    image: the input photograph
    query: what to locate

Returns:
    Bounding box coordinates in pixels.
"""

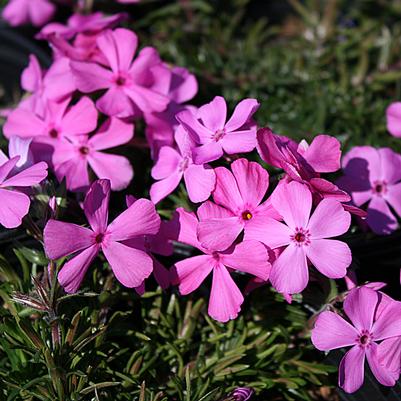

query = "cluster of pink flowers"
[1,2,401,395]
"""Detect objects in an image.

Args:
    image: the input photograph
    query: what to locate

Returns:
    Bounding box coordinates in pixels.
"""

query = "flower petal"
[220,130,256,155]
[108,198,160,241]
[386,182,401,217]
[103,241,153,287]
[183,163,216,203]
[44,219,95,260]
[83,179,110,233]
[270,243,308,294]
[311,311,358,351]
[224,98,259,132]
[244,216,292,249]
[97,87,136,117]
[88,152,133,191]
[151,146,181,180]
[192,142,224,165]
[198,96,227,131]
[308,199,351,239]
[306,239,351,279]
[197,201,234,220]
[208,264,244,322]
[271,181,312,229]
[0,188,30,228]
[366,342,398,387]
[2,162,47,187]
[58,244,99,293]
[212,165,243,211]
[175,109,213,144]
[70,61,112,92]
[221,240,270,280]
[149,171,182,204]
[173,255,213,295]
[197,217,243,252]
[343,286,378,331]
[366,196,398,235]
[89,118,134,150]
[378,147,401,185]
[230,158,268,208]
[377,337,401,381]
[386,102,401,138]
[372,299,401,341]
[338,346,366,394]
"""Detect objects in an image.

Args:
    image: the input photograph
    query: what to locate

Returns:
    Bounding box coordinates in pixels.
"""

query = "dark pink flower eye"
[49,128,58,138]
[241,211,252,220]
[95,233,104,244]
[79,146,90,155]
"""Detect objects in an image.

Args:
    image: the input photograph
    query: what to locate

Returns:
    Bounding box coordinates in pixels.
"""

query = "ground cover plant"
[0,1,401,400]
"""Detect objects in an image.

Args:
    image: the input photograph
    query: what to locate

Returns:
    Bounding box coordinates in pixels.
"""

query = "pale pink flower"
[171,207,270,322]
[71,28,169,118]
[53,118,134,192]
[44,179,160,293]
[337,146,401,235]
[176,96,259,164]
[312,286,401,393]
[150,126,215,204]
[248,181,351,294]
[0,137,47,228]
[197,158,280,251]
[386,102,401,137]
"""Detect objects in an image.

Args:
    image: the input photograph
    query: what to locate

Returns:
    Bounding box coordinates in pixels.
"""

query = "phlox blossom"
[44,179,160,293]
[337,146,401,235]
[150,126,215,204]
[171,207,270,322]
[176,96,259,164]
[246,181,351,294]
[197,158,279,251]
[312,286,401,393]
[0,137,47,228]
[71,28,169,118]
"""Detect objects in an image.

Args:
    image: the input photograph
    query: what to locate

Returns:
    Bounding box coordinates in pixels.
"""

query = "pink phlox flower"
[386,102,401,138]
[52,117,134,192]
[0,137,47,228]
[257,128,351,204]
[170,207,270,322]
[197,158,280,251]
[70,28,170,118]
[2,0,56,27]
[311,286,401,393]
[124,195,173,295]
[337,146,401,235]
[37,12,126,40]
[44,179,160,293]
[4,96,98,166]
[246,180,351,294]
[144,65,198,158]
[150,126,216,204]
[176,96,260,164]
[20,55,76,114]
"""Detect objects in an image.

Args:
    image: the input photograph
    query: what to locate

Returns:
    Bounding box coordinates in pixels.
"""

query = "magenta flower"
[37,11,126,40]
[150,126,216,204]
[171,208,270,322]
[44,179,160,293]
[386,102,401,138]
[20,55,76,114]
[144,65,198,158]
[52,118,134,192]
[378,336,401,384]
[0,137,47,228]
[257,128,350,203]
[311,286,401,393]
[2,0,56,27]
[4,96,97,145]
[337,146,401,235]
[197,158,280,251]
[247,181,351,294]
[176,96,259,164]
[70,28,169,118]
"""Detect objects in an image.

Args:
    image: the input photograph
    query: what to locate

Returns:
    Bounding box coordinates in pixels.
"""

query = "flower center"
[213,128,225,141]
[179,157,190,172]
[372,180,387,196]
[49,128,59,138]
[79,146,90,155]
[95,233,104,244]
[241,210,253,220]
[357,330,372,347]
[291,227,310,247]
[115,75,126,86]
